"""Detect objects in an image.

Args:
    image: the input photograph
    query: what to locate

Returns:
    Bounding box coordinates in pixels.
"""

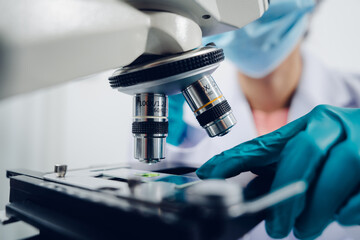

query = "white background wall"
[304,0,360,73]
[1,0,360,238]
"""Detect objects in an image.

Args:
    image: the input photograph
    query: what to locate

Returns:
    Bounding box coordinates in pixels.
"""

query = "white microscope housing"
[0,0,269,163]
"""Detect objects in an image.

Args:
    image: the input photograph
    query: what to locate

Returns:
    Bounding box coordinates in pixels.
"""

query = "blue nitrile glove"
[197,105,360,239]
[167,94,187,146]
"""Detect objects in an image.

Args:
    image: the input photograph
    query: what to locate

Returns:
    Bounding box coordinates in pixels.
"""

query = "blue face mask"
[204,0,315,78]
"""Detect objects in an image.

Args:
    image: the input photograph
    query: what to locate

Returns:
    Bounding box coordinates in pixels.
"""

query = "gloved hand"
[167,94,187,146]
[197,105,360,239]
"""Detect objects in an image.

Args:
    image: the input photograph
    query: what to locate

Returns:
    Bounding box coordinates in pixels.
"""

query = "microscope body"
[0,0,268,99]
[0,0,269,163]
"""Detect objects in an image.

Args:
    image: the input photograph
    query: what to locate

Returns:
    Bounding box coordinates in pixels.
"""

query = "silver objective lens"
[182,76,236,137]
[132,93,168,164]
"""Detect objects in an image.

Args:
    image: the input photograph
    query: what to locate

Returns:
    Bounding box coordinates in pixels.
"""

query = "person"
[161,0,360,239]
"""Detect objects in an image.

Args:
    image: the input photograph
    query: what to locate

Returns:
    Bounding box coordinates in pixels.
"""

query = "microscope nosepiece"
[109,45,236,163]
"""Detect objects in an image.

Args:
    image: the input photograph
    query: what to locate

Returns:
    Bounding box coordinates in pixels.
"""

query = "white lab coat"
[130,47,360,239]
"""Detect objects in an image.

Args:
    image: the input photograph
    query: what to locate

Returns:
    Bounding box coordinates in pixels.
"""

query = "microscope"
[1,2,312,240]
[0,0,269,163]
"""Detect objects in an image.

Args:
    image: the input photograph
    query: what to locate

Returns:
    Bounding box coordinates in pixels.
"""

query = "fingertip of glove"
[293,227,323,240]
[265,215,294,239]
[195,167,209,179]
[336,211,360,226]
[265,222,289,239]
[336,193,360,226]
[196,156,219,179]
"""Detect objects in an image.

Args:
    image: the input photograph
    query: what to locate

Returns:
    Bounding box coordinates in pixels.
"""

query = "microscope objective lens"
[132,93,168,164]
[182,76,236,137]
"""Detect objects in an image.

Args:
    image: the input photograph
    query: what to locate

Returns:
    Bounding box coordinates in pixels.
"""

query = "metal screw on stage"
[54,164,67,178]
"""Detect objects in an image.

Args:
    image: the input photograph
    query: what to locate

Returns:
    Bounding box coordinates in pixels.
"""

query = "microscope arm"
[0,0,268,99]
